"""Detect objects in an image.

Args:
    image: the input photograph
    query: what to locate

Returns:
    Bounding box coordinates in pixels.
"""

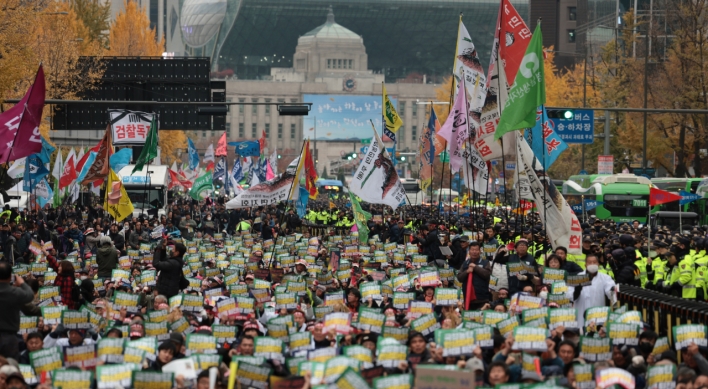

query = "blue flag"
[525,105,568,170]
[214,158,226,181]
[680,190,702,205]
[188,138,199,170]
[296,186,309,218]
[228,141,260,157]
[256,156,267,182]
[23,154,49,192]
[571,204,583,214]
[232,157,244,183]
[583,199,603,211]
[76,151,97,183]
[110,148,133,172]
[38,137,56,164]
[37,179,53,207]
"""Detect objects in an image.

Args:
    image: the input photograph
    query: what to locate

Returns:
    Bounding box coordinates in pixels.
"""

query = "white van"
[118,165,171,218]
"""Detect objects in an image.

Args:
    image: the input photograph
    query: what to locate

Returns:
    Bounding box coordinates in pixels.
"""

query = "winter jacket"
[153,246,184,298]
[128,229,149,250]
[96,245,119,278]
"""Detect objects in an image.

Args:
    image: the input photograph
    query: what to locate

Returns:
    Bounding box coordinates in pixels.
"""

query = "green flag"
[52,178,61,207]
[494,22,545,140]
[349,192,372,244]
[132,115,159,173]
[189,171,213,200]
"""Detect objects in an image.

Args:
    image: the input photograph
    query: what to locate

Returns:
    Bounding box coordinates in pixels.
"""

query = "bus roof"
[651,177,703,183]
[118,165,169,187]
[593,174,652,186]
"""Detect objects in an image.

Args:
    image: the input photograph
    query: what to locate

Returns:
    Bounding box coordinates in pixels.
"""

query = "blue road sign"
[550,109,594,144]
[579,170,588,175]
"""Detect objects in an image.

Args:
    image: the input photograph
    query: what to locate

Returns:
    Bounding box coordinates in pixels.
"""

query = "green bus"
[562,174,652,223]
[651,178,708,224]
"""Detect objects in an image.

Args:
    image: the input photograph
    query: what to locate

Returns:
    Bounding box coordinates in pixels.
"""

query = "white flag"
[516,132,582,254]
[52,150,63,181]
[350,127,406,210]
[7,158,26,179]
[269,149,278,176]
[204,144,215,163]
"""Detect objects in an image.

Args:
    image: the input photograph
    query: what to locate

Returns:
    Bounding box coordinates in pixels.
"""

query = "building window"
[411,104,417,117]
[239,98,245,113]
[348,59,353,69]
[568,7,577,21]
[278,123,283,139]
[252,98,258,114]
[202,131,206,138]
[239,123,245,138]
[412,125,417,140]
[398,128,404,142]
[338,59,342,69]
[277,98,285,103]
[265,123,270,137]
[568,29,576,43]
[265,99,271,114]
[398,101,405,116]
[327,59,332,69]
[291,123,296,139]
[252,123,257,138]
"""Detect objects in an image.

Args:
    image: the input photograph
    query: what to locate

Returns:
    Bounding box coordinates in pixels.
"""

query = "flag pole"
[429,104,435,208]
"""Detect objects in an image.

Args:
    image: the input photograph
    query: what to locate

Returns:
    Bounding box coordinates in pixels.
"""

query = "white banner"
[109,110,155,145]
[225,172,299,209]
[349,128,406,210]
[35,179,51,199]
[516,133,582,254]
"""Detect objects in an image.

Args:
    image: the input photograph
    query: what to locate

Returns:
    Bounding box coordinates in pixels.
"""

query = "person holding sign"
[495,239,540,297]
[457,241,491,310]
[153,239,187,298]
[0,262,34,360]
[44,250,79,310]
[574,254,616,330]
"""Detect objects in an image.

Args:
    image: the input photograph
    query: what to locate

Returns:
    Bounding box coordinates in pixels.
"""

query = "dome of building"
[180,0,227,48]
[299,7,361,42]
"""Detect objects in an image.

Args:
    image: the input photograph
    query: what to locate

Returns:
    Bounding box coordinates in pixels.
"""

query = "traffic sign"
[505,163,516,171]
[440,151,449,163]
[550,109,594,144]
[361,138,372,145]
[579,170,588,175]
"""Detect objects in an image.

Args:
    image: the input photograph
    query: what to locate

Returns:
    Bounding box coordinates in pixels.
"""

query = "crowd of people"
[0,195,704,389]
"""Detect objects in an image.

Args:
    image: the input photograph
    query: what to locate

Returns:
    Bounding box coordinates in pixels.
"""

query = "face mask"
[538,291,548,299]
[207,217,212,221]
[639,341,653,354]
[80,276,87,280]
[587,264,599,274]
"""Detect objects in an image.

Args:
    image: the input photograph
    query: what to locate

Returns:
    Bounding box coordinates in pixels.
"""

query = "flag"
[349,192,372,244]
[242,157,252,183]
[250,167,260,186]
[76,152,97,183]
[257,156,267,182]
[303,140,318,199]
[188,138,199,171]
[516,132,581,253]
[495,23,545,140]
[7,158,25,180]
[228,141,261,157]
[382,84,403,142]
[419,108,438,191]
[110,148,132,173]
[190,171,213,200]
[104,168,134,222]
[34,177,51,200]
[168,169,192,190]
[269,149,278,176]
[259,129,267,152]
[524,106,568,170]
[680,190,702,206]
[436,78,469,172]
[132,115,158,173]
[296,187,309,218]
[204,144,215,163]
[231,157,244,189]
[214,158,226,181]
[59,153,77,190]
[0,65,45,163]
[23,154,49,192]
[38,137,55,165]
[497,0,533,86]
[81,126,112,185]
[462,158,490,195]
[205,161,215,172]
[650,188,681,207]
[51,149,63,181]
[266,162,275,181]
[216,132,227,157]
[350,125,406,210]
[52,177,61,207]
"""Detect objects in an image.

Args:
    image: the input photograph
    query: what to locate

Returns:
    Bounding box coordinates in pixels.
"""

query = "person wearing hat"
[84,228,100,255]
[662,238,697,299]
[96,235,118,278]
[294,259,309,276]
[494,239,539,296]
[44,326,97,348]
[449,234,470,270]
[693,239,708,301]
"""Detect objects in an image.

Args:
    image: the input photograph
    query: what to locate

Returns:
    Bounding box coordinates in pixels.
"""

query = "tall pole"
[642,25,649,170]
[581,46,588,171]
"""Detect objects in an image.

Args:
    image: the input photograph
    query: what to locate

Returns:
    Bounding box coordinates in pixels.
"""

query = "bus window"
[603,194,651,217]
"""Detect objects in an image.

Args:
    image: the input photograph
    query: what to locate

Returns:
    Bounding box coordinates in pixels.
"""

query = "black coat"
[449,239,467,270]
[153,247,184,298]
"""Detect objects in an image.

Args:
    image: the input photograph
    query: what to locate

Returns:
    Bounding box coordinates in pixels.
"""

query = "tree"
[70,0,111,48]
[108,0,164,56]
[159,130,188,165]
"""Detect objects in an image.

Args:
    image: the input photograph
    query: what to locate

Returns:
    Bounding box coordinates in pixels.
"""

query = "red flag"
[76,143,102,173]
[215,132,227,157]
[59,154,77,190]
[650,188,681,207]
[81,126,112,185]
[168,169,192,190]
[0,65,45,162]
[303,140,318,198]
[205,161,215,172]
[259,130,267,152]
[498,0,533,85]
